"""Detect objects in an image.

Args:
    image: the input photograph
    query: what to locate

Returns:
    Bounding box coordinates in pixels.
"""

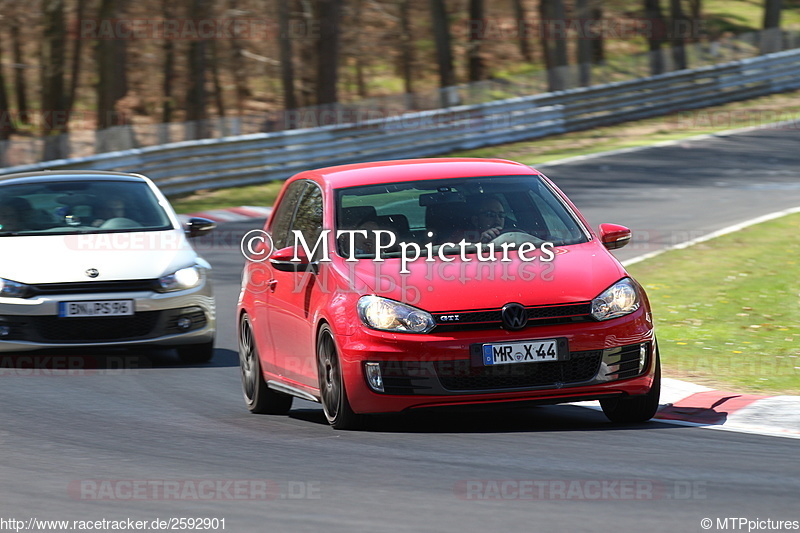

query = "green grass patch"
[626,213,800,395]
[169,180,285,214]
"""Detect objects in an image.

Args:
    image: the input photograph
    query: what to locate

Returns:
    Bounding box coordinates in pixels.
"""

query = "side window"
[270,181,307,250]
[290,185,324,260]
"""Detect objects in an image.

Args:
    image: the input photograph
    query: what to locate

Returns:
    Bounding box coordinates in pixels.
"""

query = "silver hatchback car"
[0,171,216,363]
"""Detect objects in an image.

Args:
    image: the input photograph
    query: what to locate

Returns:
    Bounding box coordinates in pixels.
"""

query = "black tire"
[239,314,293,415]
[600,345,661,423]
[176,339,214,364]
[317,324,361,430]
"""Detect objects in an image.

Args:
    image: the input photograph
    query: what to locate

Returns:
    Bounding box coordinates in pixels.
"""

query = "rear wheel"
[239,314,293,414]
[176,339,214,364]
[600,345,661,423]
[317,324,361,430]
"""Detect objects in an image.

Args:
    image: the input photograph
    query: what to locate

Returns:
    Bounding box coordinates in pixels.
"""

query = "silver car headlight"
[0,278,32,298]
[157,265,204,293]
[591,278,640,321]
[357,295,436,333]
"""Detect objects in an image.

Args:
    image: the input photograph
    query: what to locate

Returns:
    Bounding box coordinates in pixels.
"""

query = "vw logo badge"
[85,268,100,278]
[501,302,528,331]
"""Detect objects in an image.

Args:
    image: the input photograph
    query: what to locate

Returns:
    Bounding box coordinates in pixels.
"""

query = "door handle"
[268,279,278,292]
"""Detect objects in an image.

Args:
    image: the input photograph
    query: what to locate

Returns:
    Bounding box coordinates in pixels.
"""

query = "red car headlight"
[591,278,640,321]
[357,295,436,334]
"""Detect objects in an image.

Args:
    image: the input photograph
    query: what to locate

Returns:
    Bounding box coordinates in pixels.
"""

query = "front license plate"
[58,300,135,317]
[482,339,561,366]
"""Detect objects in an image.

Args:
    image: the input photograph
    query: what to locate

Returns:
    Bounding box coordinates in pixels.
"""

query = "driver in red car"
[447,195,507,244]
[471,195,507,243]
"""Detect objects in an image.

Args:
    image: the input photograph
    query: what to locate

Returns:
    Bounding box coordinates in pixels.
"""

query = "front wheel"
[600,346,661,423]
[239,313,293,415]
[317,324,361,430]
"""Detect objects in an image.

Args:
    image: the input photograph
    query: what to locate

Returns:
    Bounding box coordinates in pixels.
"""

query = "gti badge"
[85,268,100,278]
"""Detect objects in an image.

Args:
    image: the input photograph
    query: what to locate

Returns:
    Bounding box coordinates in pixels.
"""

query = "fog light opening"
[0,325,9,337]
[365,362,384,392]
[176,317,193,330]
[639,343,648,373]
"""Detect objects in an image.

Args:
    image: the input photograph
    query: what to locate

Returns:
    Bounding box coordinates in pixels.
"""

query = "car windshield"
[0,180,173,236]
[335,174,589,258]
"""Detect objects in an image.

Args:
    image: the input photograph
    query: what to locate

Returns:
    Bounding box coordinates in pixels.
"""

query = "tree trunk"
[228,0,250,115]
[277,0,298,110]
[430,0,456,105]
[297,1,316,107]
[761,0,783,54]
[398,0,415,97]
[161,0,175,125]
[687,0,702,42]
[589,1,604,64]
[669,0,688,70]
[41,0,68,160]
[467,0,486,81]
[96,0,129,130]
[66,0,86,114]
[539,0,568,91]
[511,0,533,63]
[186,0,212,138]
[351,0,368,98]
[644,0,667,75]
[575,0,592,86]
[209,40,226,121]
[315,0,344,106]
[0,32,11,141]
[11,24,29,123]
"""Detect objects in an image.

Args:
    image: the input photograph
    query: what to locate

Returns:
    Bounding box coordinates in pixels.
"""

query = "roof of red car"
[296,158,541,189]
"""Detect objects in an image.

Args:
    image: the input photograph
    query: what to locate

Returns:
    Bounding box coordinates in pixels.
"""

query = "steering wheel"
[488,229,545,246]
[99,217,143,229]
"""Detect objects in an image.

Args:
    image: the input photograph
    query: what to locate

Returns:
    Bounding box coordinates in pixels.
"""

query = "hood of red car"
[338,240,628,312]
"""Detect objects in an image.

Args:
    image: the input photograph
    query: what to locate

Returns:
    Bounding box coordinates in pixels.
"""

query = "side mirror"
[270,246,313,273]
[184,217,216,238]
[598,223,632,250]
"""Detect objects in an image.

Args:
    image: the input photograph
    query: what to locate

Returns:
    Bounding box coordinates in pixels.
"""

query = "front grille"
[31,312,161,342]
[28,280,158,296]
[433,303,592,332]
[0,307,208,345]
[436,350,602,391]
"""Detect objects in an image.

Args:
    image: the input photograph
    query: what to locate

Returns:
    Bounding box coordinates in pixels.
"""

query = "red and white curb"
[652,378,800,439]
[573,379,799,439]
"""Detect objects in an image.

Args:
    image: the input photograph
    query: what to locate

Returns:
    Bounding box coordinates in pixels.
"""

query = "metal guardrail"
[2,48,799,196]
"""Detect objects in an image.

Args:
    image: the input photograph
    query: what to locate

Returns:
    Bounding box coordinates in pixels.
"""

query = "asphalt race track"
[2,127,800,532]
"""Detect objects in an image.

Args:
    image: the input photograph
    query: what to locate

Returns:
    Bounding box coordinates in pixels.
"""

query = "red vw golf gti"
[237,159,659,429]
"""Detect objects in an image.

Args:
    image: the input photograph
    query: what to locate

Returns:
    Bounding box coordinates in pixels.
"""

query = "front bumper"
[338,307,656,414]
[0,284,215,352]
